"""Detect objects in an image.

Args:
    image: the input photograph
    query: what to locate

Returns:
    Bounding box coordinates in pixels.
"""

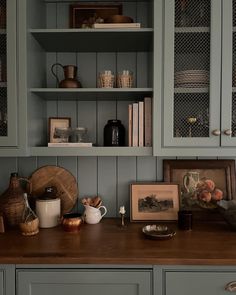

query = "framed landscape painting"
[130,182,179,222]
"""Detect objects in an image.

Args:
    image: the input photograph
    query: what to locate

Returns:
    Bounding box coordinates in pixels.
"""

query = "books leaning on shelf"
[48,142,93,147]
[93,23,141,29]
[128,97,152,147]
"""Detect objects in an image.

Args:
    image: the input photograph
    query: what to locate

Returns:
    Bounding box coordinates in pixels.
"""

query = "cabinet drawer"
[165,271,236,295]
[17,270,151,295]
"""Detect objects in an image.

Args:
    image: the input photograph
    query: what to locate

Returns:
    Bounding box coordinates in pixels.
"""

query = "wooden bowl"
[19,217,39,236]
[105,15,133,23]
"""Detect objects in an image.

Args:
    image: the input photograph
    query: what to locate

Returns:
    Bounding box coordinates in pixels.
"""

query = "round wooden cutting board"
[28,165,78,215]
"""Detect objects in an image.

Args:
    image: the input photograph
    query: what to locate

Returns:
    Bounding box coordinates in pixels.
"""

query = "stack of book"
[128,97,152,147]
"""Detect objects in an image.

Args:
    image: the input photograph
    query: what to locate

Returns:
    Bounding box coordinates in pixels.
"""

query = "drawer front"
[17,270,151,295]
[165,271,236,295]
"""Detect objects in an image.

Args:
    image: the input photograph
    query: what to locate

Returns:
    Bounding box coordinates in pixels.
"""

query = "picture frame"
[163,159,236,212]
[70,3,122,28]
[130,182,180,222]
[48,117,71,143]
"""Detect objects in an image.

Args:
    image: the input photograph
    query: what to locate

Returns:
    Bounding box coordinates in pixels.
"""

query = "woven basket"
[19,217,39,236]
[117,71,133,88]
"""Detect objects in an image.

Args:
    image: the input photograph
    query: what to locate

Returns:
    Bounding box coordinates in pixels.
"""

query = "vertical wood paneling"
[46,3,56,29]
[18,157,37,178]
[58,101,77,129]
[122,2,137,22]
[46,53,57,87]
[137,52,149,87]
[77,101,97,144]
[117,53,136,88]
[117,157,137,217]
[137,157,157,181]
[98,157,117,217]
[137,2,149,27]
[77,53,96,88]
[56,3,70,29]
[37,157,57,167]
[97,53,116,78]
[77,156,98,197]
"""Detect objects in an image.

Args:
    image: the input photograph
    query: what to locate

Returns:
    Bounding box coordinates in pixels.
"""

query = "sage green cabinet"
[156,266,236,295]
[17,269,152,295]
[155,0,236,157]
[18,0,155,157]
[0,0,17,150]
[0,265,15,295]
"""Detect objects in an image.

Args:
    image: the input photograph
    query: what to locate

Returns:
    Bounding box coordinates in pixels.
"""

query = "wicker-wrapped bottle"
[0,172,25,227]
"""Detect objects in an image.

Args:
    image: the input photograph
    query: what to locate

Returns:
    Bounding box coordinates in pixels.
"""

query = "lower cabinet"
[0,265,15,295]
[156,266,236,295]
[17,269,152,295]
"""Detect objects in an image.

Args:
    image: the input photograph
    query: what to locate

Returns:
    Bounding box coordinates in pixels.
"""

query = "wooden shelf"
[30,29,153,52]
[30,88,153,100]
[30,146,153,156]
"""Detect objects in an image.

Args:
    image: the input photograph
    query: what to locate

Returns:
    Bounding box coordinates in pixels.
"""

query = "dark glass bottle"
[104,119,125,146]
[0,172,25,227]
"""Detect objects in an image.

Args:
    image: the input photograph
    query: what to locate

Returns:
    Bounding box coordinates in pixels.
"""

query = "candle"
[119,205,126,214]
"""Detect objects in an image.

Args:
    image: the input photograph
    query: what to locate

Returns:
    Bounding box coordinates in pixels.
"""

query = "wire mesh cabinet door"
[163,0,221,148]
[0,0,17,146]
[221,0,236,147]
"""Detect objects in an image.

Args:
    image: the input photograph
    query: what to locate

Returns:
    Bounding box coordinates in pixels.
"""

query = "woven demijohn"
[0,172,25,227]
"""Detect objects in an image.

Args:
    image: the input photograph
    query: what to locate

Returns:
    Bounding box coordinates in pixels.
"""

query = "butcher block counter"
[0,218,236,265]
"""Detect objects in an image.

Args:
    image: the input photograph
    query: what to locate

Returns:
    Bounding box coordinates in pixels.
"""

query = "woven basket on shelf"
[19,217,39,236]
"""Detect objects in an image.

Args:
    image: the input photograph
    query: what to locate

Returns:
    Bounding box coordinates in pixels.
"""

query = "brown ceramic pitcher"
[51,63,82,88]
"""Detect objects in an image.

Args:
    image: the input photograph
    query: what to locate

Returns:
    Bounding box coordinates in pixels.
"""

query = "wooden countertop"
[1,218,236,265]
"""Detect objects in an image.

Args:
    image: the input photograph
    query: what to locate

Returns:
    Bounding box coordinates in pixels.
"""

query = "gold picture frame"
[130,182,180,222]
[48,117,71,143]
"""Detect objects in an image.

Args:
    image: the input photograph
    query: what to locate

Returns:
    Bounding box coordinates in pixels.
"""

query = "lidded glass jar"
[104,119,125,146]
[74,127,88,142]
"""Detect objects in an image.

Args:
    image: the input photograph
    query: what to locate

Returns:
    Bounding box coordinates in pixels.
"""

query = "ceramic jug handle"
[183,174,189,192]
[51,63,63,87]
[99,206,107,218]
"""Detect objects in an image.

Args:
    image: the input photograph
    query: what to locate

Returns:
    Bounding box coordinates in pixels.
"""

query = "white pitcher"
[84,205,107,224]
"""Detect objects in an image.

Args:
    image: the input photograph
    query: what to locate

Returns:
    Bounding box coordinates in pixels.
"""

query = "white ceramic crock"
[36,198,61,228]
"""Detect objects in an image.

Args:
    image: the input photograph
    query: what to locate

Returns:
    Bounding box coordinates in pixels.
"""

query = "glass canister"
[104,119,125,146]
[117,70,133,88]
[74,127,88,142]
[98,70,115,88]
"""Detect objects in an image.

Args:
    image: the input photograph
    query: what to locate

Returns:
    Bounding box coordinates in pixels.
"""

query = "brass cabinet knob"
[211,129,221,136]
[225,281,236,292]
[224,129,232,136]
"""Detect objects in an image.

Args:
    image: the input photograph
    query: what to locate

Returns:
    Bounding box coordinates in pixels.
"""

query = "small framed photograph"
[130,182,180,222]
[70,3,122,28]
[48,117,71,143]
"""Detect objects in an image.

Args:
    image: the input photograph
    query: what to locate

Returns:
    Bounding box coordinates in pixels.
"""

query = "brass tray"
[142,224,176,240]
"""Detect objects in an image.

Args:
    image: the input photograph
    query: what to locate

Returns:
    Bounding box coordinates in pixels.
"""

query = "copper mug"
[61,213,83,232]
[51,63,82,88]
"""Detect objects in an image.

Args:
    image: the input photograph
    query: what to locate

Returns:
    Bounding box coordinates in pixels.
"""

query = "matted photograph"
[163,159,236,211]
[130,182,179,222]
[48,117,71,143]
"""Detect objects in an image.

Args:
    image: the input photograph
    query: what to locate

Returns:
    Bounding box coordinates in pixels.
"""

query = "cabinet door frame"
[162,0,222,148]
[0,265,15,295]
[221,0,236,146]
[0,0,17,146]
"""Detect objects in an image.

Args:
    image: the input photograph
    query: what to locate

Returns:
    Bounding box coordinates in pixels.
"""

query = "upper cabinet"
[19,0,155,156]
[156,0,236,157]
[0,0,18,150]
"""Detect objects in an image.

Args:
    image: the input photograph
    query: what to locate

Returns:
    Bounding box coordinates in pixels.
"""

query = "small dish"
[142,224,176,240]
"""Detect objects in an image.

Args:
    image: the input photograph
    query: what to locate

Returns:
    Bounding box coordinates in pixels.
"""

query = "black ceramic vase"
[104,119,125,146]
